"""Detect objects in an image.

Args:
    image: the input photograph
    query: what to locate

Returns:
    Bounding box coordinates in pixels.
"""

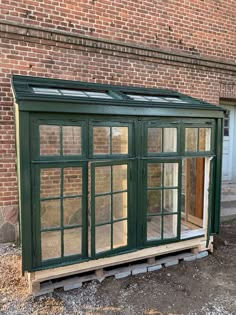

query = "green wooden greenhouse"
[12,75,224,295]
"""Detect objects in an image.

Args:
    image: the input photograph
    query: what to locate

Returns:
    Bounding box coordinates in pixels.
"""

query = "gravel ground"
[0,220,236,315]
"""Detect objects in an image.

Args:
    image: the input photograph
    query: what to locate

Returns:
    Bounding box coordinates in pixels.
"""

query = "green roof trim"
[11,75,225,117]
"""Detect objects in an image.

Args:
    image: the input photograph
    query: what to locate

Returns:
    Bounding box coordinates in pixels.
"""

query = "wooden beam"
[32,236,213,282]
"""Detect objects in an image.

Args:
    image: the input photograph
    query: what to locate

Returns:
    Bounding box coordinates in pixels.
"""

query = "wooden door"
[185,158,204,227]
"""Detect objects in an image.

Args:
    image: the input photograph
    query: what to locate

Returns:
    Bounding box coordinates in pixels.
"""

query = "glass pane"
[163,215,178,239]
[40,125,60,156]
[147,216,161,241]
[40,168,61,198]
[147,163,162,187]
[95,195,111,224]
[224,112,229,137]
[113,193,127,219]
[163,128,177,152]
[113,164,127,191]
[148,128,162,153]
[164,163,178,187]
[33,87,61,95]
[112,127,128,154]
[63,126,82,155]
[93,127,110,155]
[95,166,111,194]
[41,199,60,229]
[163,189,178,213]
[147,190,162,214]
[63,198,82,226]
[64,228,82,256]
[185,128,198,151]
[199,128,211,151]
[64,167,82,196]
[96,224,111,253]
[113,220,127,249]
[41,231,61,260]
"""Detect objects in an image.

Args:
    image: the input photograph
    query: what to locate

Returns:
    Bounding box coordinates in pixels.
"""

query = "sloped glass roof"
[11,75,225,117]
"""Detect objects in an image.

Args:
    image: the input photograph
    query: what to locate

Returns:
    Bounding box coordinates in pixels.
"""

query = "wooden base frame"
[28,236,213,296]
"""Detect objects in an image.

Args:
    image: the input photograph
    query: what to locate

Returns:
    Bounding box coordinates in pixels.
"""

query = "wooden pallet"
[28,236,213,296]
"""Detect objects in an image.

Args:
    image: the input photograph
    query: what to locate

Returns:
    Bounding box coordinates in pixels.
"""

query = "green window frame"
[143,120,180,156]
[90,160,134,258]
[32,162,88,267]
[142,159,181,246]
[89,121,133,159]
[182,122,215,156]
[31,117,87,161]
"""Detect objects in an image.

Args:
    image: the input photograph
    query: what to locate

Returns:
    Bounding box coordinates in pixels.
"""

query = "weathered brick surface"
[0,1,236,242]
[0,0,235,62]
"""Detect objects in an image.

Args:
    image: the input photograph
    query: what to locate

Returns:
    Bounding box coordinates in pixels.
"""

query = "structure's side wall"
[0,1,236,242]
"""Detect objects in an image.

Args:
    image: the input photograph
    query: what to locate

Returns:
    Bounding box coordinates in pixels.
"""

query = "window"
[185,127,211,152]
[224,111,229,137]
[40,166,84,261]
[146,162,179,241]
[39,123,83,157]
[127,94,188,103]
[147,127,177,153]
[92,163,128,255]
[33,87,113,99]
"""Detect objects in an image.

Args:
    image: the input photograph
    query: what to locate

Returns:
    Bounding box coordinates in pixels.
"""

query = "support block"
[183,254,197,262]
[147,264,162,272]
[164,260,179,267]
[64,282,82,291]
[147,257,156,265]
[132,267,147,275]
[115,271,131,279]
[191,247,199,254]
[95,269,104,278]
[197,251,208,259]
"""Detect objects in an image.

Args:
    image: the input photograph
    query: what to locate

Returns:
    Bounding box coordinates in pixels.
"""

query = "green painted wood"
[19,112,32,272]
[16,104,223,272]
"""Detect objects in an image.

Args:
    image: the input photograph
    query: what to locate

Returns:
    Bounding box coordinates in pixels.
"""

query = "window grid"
[40,166,84,261]
[146,163,179,242]
[185,127,212,153]
[92,164,128,255]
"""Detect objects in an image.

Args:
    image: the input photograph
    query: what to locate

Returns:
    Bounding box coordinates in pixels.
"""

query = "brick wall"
[0,0,236,242]
[0,0,236,62]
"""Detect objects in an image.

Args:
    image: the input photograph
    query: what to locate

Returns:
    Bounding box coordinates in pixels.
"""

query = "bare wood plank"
[95,269,104,278]
[195,157,204,221]
[33,236,209,282]
[147,257,156,265]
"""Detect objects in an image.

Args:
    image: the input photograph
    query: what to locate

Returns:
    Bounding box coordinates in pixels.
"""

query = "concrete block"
[147,264,162,272]
[197,251,208,259]
[132,267,147,275]
[183,254,197,262]
[115,271,131,279]
[64,282,82,291]
[164,260,179,267]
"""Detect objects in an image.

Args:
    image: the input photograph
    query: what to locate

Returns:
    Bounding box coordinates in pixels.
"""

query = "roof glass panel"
[33,87,113,99]
[85,91,113,99]
[60,89,87,97]
[163,97,187,103]
[33,87,61,95]
[145,96,168,102]
[127,94,186,103]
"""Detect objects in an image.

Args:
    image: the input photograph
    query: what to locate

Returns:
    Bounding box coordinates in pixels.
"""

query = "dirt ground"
[0,220,236,315]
